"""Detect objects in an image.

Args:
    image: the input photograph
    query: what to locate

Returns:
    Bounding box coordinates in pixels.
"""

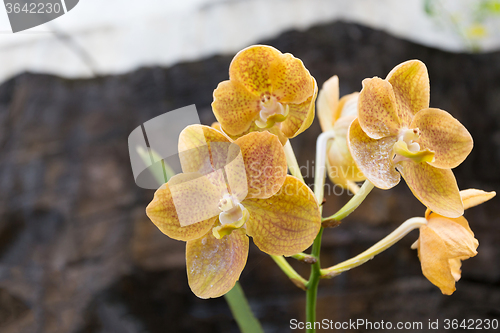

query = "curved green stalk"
[320,217,427,278]
[224,282,264,333]
[321,180,374,225]
[270,255,308,289]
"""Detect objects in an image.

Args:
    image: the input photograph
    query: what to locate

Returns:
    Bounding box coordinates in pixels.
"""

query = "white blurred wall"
[0,0,499,83]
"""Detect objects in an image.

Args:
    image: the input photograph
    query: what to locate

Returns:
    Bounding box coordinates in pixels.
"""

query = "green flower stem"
[321,180,375,225]
[320,217,428,278]
[305,228,323,333]
[224,282,264,333]
[136,146,176,185]
[284,140,304,182]
[304,130,334,333]
[270,255,308,289]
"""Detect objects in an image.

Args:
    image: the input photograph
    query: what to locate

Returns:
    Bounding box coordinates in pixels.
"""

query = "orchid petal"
[327,115,365,186]
[244,176,321,256]
[396,161,463,218]
[418,225,457,295]
[386,60,430,126]
[178,125,230,174]
[268,51,315,104]
[460,189,496,210]
[212,80,261,136]
[317,75,339,132]
[146,174,219,241]
[411,108,473,169]
[358,77,401,139]
[224,122,289,145]
[427,216,478,258]
[229,45,281,97]
[234,132,287,199]
[281,77,318,138]
[186,227,248,299]
[348,118,400,189]
[449,258,462,282]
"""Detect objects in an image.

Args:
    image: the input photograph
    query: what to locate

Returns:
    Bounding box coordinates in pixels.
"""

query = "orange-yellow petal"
[146,175,218,241]
[317,75,339,132]
[358,77,401,139]
[411,108,473,169]
[327,115,365,187]
[460,189,496,210]
[281,77,318,138]
[223,122,289,145]
[186,227,248,298]
[234,132,287,199]
[229,45,280,96]
[449,258,463,282]
[427,216,478,258]
[386,60,430,126]
[268,51,314,104]
[418,225,457,295]
[178,125,230,174]
[244,176,321,256]
[396,161,463,218]
[212,80,261,136]
[347,118,400,189]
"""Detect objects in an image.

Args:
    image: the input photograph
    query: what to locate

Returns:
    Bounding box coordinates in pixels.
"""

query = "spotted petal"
[179,125,231,174]
[234,131,287,199]
[317,75,339,132]
[268,51,315,104]
[386,60,430,126]
[412,108,473,169]
[418,225,457,295]
[212,80,261,136]
[347,118,400,189]
[146,173,219,241]
[281,77,318,138]
[229,45,280,97]
[244,176,321,256]
[396,161,463,218]
[186,227,248,299]
[358,77,401,139]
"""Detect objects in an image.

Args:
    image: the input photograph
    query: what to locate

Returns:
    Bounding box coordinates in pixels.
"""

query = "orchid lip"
[255,95,288,128]
[393,128,435,164]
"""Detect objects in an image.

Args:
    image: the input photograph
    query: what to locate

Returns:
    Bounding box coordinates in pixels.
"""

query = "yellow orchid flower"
[212,45,318,144]
[348,60,473,217]
[146,125,321,298]
[413,189,495,295]
[317,75,365,189]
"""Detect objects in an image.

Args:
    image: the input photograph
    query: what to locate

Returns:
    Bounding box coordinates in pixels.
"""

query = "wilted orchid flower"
[348,60,473,217]
[146,125,321,298]
[212,45,317,144]
[317,75,365,189]
[413,189,495,295]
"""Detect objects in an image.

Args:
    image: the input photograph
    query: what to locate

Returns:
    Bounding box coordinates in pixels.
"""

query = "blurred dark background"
[0,21,498,333]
